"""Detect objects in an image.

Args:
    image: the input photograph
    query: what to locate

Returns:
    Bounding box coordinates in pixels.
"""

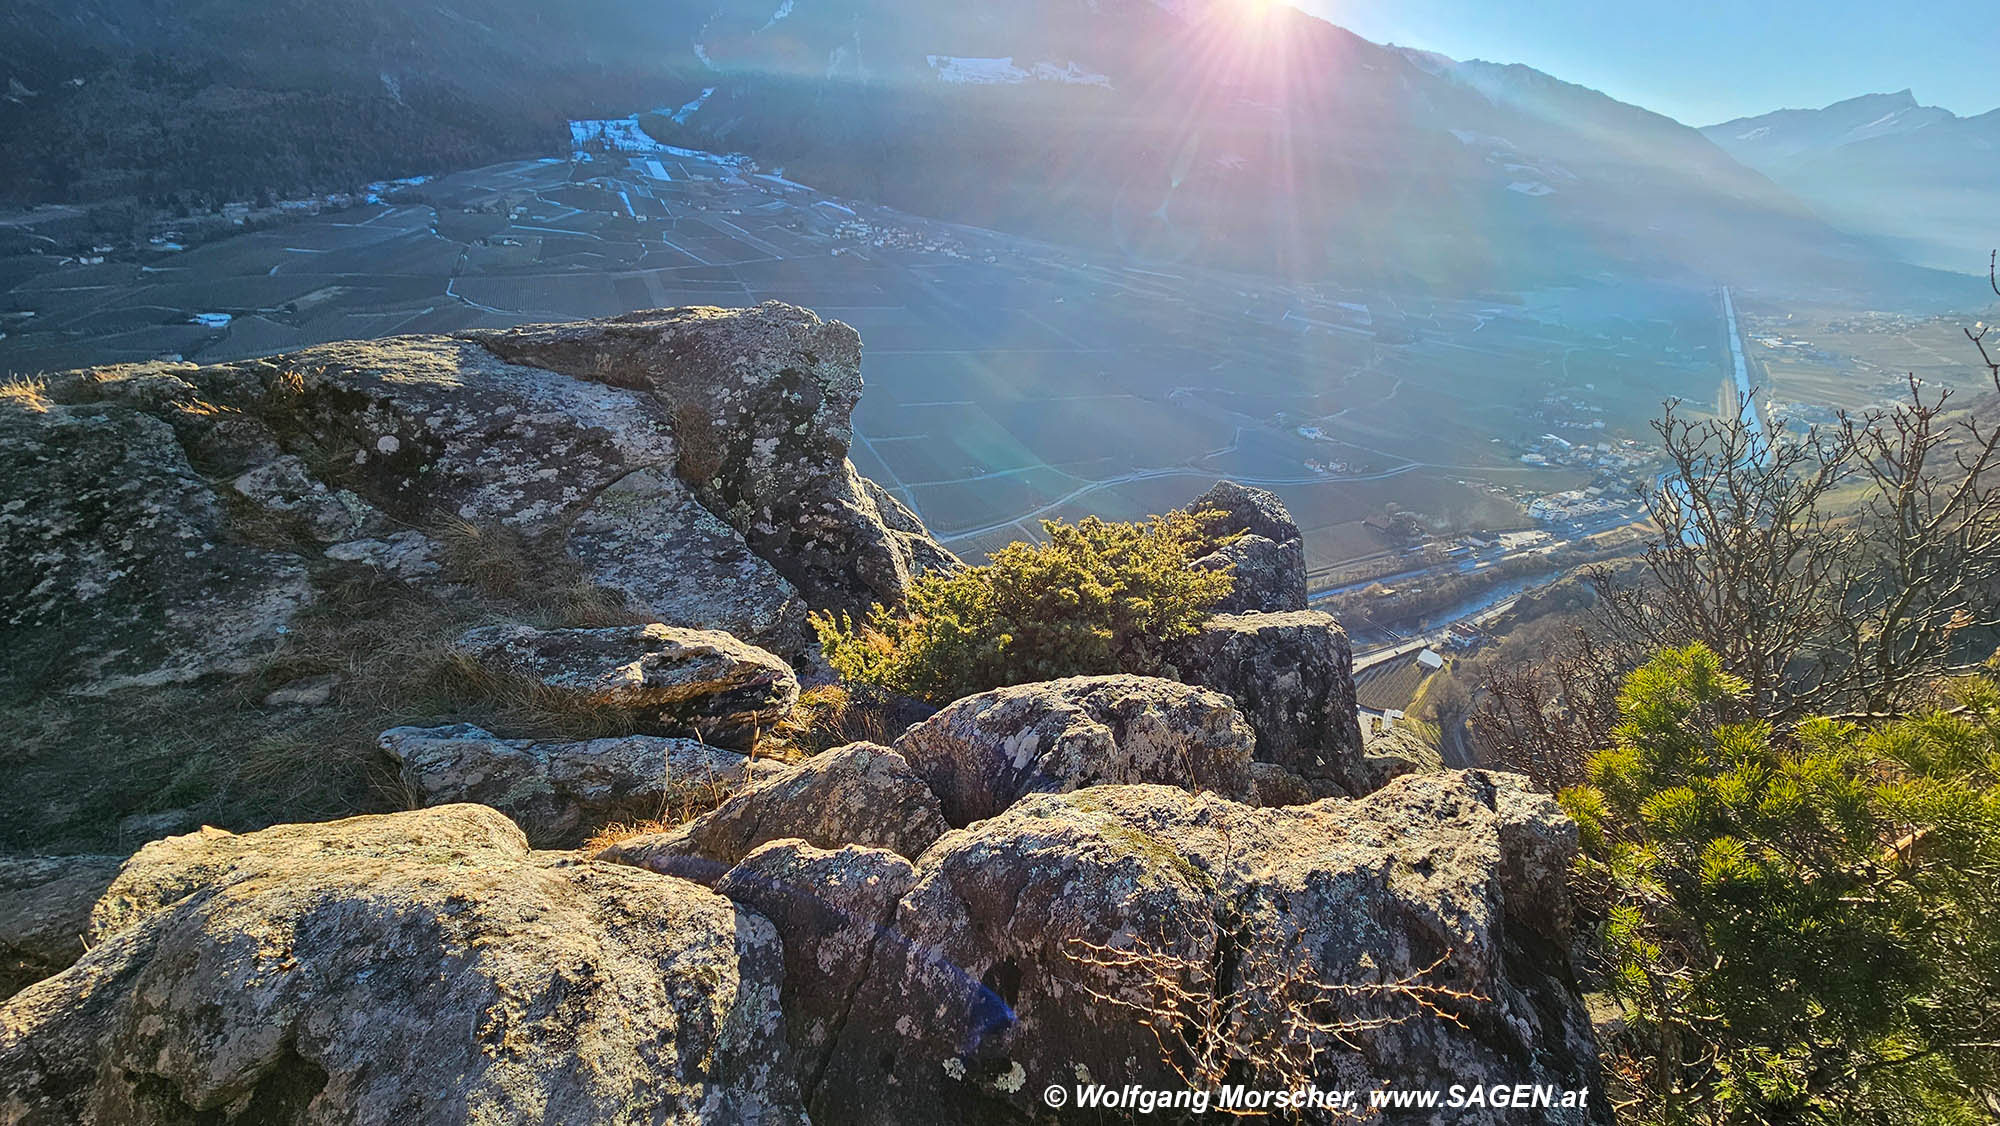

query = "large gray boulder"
[598,743,949,883]
[891,675,1258,826]
[0,855,122,1000]
[1187,480,1308,614]
[565,466,809,646]
[451,622,800,750]
[2,806,806,1125]
[8,304,956,693]
[474,304,959,616]
[378,723,786,847]
[795,771,1603,1125]
[1161,610,1371,797]
[713,841,920,1118]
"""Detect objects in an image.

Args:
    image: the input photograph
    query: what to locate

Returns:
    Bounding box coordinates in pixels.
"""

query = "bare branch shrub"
[1065,923,1481,1117]
[1471,626,1631,790]
[1476,269,2000,773]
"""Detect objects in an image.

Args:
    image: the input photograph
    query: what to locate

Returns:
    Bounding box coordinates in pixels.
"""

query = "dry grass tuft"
[270,368,309,399]
[0,376,52,413]
[431,516,641,629]
[579,771,745,852]
[434,516,538,600]
[761,683,853,760]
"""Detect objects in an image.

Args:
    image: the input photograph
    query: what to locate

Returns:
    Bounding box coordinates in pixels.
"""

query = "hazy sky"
[1306,0,1996,126]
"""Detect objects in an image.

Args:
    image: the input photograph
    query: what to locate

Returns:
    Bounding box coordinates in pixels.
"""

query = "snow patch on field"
[1507,181,1555,197]
[569,117,749,166]
[1031,60,1111,87]
[1448,128,1516,150]
[759,0,794,32]
[673,87,716,125]
[361,175,430,204]
[927,56,1111,88]
[191,313,233,328]
[928,56,1030,84]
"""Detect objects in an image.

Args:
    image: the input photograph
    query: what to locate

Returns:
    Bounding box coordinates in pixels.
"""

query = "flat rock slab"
[379,723,787,847]
[453,622,800,750]
[1,399,314,693]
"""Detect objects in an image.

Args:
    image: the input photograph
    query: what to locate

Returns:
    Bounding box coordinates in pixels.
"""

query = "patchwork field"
[3,145,1761,572]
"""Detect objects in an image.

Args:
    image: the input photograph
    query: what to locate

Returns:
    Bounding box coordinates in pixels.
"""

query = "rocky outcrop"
[564,466,805,646]
[0,855,122,1000]
[452,622,799,749]
[788,771,1602,1125]
[1188,480,1308,614]
[4,806,806,1124]
[713,841,919,1118]
[1162,610,1371,797]
[377,723,786,847]
[5,304,956,692]
[598,743,949,883]
[0,398,315,693]
[474,306,959,616]
[891,675,1258,826]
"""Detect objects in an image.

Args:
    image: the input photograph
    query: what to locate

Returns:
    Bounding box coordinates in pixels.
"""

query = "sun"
[1230,0,1285,29]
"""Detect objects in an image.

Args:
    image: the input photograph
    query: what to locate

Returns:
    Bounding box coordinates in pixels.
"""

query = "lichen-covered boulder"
[598,743,949,883]
[892,675,1257,826]
[2,806,806,1125]
[1187,480,1308,614]
[472,304,960,615]
[452,623,799,750]
[0,398,314,694]
[565,466,809,648]
[804,771,1603,1125]
[713,840,920,1118]
[11,303,956,693]
[1363,722,1449,789]
[378,723,785,847]
[0,855,122,1000]
[1161,610,1369,797]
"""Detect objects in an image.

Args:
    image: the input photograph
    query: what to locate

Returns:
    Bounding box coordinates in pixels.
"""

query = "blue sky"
[1305,0,1996,126]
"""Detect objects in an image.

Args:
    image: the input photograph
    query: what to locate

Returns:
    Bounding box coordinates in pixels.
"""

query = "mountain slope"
[0,0,1962,300]
[652,0,1949,296]
[1704,92,2000,275]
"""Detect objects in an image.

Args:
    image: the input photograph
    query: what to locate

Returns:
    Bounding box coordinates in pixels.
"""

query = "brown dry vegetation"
[0,376,52,413]
[576,772,744,854]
